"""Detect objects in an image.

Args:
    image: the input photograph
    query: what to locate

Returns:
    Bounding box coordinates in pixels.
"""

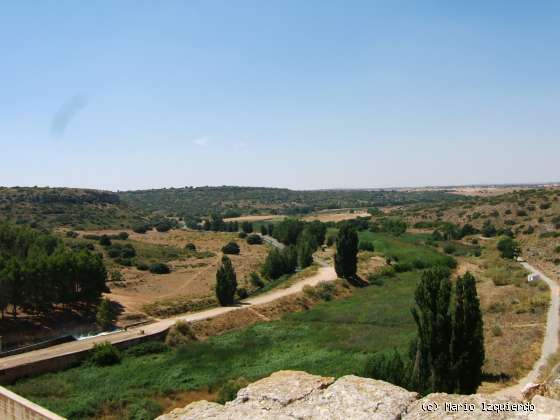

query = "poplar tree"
[411,266,453,393]
[452,272,485,393]
[334,224,358,280]
[215,256,237,305]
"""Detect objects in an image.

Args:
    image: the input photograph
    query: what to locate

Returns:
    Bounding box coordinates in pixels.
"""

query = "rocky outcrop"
[157,370,560,420]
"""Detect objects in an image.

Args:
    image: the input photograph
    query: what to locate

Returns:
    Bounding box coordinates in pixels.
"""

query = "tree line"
[0,223,107,318]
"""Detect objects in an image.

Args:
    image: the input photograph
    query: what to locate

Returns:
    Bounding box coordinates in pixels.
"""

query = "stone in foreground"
[157,370,560,419]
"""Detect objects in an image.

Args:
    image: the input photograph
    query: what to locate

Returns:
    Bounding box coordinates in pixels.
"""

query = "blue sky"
[1,1,559,190]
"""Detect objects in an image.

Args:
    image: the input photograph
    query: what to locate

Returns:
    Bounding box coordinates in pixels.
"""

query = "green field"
[11,270,421,420]
[359,231,455,267]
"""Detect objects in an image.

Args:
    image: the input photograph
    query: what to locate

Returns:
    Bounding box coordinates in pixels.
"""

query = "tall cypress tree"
[334,224,358,281]
[454,272,485,393]
[411,266,453,394]
[215,256,237,306]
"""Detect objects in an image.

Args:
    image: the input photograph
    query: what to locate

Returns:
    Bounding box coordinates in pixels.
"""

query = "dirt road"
[494,262,559,398]
[0,265,337,372]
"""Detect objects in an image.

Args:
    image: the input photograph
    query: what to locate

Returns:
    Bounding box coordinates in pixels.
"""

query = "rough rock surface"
[157,370,560,420]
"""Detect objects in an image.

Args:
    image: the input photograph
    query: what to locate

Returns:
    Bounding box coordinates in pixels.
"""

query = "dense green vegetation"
[0,223,107,317]
[119,186,468,218]
[0,187,146,229]
[11,270,421,419]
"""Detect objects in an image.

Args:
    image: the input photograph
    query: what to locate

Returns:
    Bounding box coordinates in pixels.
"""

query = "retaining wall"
[0,386,65,420]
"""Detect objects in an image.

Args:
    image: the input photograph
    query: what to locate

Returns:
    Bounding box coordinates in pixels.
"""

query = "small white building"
[528,273,540,282]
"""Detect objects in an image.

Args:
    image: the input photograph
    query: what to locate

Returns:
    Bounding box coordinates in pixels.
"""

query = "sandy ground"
[223,215,285,222]
[302,211,370,223]
[493,262,559,398]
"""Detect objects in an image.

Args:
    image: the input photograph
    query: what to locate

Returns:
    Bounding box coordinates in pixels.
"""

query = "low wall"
[0,386,65,419]
[0,329,168,385]
[0,335,76,358]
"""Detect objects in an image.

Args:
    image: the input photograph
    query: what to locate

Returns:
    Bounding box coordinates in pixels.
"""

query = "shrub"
[99,235,112,246]
[497,237,520,259]
[246,234,263,245]
[115,257,132,266]
[126,398,163,420]
[110,270,123,282]
[165,321,197,347]
[155,220,173,232]
[66,230,79,238]
[96,298,117,330]
[222,241,240,255]
[116,232,129,240]
[132,224,149,234]
[185,242,197,251]
[136,261,149,271]
[241,221,253,234]
[90,342,121,366]
[326,236,335,247]
[358,241,375,252]
[237,287,249,299]
[492,325,503,337]
[217,378,250,404]
[443,243,456,254]
[149,262,170,274]
[238,231,247,239]
[249,272,265,288]
[303,281,337,301]
[367,273,385,286]
[394,262,413,272]
[83,234,101,240]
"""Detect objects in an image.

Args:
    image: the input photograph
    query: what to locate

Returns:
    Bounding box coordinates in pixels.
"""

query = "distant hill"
[0,187,146,230]
[118,186,469,218]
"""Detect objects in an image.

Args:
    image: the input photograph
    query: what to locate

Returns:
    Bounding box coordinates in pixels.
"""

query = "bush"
[492,325,503,337]
[126,398,163,420]
[149,262,170,274]
[90,342,121,366]
[497,237,520,259]
[326,236,335,247]
[125,341,168,357]
[185,242,197,251]
[249,272,265,288]
[116,232,129,240]
[303,281,337,301]
[99,235,112,246]
[66,230,79,238]
[367,273,385,286]
[443,243,456,254]
[358,241,375,252]
[237,287,249,299]
[222,241,240,255]
[96,298,117,330]
[133,224,150,234]
[165,321,197,347]
[246,234,263,245]
[83,234,101,240]
[110,270,123,282]
[136,261,149,271]
[155,220,173,232]
[217,378,250,404]
[238,231,247,239]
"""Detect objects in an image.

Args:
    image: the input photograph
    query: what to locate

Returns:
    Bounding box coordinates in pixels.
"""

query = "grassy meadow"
[10,270,421,419]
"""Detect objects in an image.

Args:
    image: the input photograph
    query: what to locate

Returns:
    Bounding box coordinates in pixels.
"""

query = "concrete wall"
[0,329,168,385]
[0,386,65,420]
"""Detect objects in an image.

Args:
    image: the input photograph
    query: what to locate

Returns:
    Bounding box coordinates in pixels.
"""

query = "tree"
[262,248,285,279]
[222,241,240,255]
[215,256,237,305]
[241,221,253,234]
[272,218,305,245]
[96,298,117,330]
[482,220,497,237]
[451,272,485,393]
[246,234,263,245]
[497,237,520,259]
[297,234,314,268]
[411,266,453,394]
[334,224,358,280]
[99,235,112,246]
[260,225,268,235]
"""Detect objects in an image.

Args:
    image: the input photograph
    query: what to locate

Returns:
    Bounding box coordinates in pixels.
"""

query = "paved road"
[494,261,559,398]
[0,263,337,372]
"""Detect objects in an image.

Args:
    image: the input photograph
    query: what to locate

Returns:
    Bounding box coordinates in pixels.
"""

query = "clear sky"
[1,1,559,191]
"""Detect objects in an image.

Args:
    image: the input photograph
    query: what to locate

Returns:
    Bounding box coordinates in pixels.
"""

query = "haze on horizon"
[2,1,560,191]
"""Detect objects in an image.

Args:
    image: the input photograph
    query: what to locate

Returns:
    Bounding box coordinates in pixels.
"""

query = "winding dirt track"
[494,262,560,398]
